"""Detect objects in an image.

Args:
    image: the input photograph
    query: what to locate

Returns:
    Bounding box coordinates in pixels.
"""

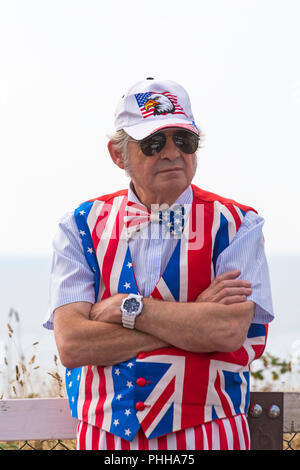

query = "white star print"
[79,210,86,216]
[116,394,122,400]
[126,262,132,268]
[77,374,80,381]
[126,381,133,388]
[125,429,131,436]
[68,381,73,388]
[115,368,120,376]
[71,397,75,403]
[113,419,119,426]
[123,282,131,289]
[127,362,134,368]
[79,230,86,236]
[67,371,71,377]
[125,409,131,416]
[87,247,94,254]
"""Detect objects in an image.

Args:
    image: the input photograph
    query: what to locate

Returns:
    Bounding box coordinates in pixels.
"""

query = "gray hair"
[108,129,132,176]
[108,129,131,156]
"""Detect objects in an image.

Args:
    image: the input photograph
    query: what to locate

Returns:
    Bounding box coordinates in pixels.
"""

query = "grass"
[0,439,77,450]
[283,433,300,450]
[0,312,76,450]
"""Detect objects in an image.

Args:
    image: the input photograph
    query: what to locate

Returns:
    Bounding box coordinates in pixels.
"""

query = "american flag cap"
[114,78,200,140]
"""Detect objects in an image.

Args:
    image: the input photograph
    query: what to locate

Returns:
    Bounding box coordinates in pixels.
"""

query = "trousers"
[76,413,250,450]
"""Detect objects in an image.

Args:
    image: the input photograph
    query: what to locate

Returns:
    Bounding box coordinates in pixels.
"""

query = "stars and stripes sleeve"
[215,210,274,324]
[43,211,96,330]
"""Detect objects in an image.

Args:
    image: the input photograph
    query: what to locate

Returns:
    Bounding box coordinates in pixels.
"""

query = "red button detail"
[136,401,145,411]
[137,352,146,359]
[136,377,147,387]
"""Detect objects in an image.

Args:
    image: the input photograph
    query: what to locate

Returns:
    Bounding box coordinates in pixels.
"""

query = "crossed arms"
[54,270,255,369]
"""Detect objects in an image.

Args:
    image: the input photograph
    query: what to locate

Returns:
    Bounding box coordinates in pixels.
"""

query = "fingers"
[213,270,241,281]
[219,295,248,305]
[212,271,252,302]
[212,271,251,294]
[214,287,252,303]
[213,270,251,286]
[196,270,252,304]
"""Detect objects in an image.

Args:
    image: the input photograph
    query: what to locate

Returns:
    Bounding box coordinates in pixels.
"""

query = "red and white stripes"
[77,414,250,450]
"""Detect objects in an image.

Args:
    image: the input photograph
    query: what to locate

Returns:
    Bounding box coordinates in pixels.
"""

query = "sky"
[1,0,300,256]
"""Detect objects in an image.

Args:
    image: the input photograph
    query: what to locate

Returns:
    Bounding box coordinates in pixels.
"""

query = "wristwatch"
[121,294,143,329]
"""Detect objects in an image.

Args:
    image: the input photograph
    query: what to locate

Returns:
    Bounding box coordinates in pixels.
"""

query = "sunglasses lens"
[173,131,199,154]
[140,133,166,156]
[139,130,199,156]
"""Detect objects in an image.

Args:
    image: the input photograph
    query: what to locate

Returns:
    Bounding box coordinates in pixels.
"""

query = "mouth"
[157,167,183,174]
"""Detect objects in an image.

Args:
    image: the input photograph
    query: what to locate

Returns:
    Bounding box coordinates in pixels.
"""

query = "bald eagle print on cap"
[135,91,187,118]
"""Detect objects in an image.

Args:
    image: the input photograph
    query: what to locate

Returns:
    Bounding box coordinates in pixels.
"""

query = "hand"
[89,293,127,324]
[196,270,252,305]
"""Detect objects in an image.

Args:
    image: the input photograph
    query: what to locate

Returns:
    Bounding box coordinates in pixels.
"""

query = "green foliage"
[250,352,291,382]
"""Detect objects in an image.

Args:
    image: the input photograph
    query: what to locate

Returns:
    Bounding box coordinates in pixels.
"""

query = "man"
[44,78,274,450]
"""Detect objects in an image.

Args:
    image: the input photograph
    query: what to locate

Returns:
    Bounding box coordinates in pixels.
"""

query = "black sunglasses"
[135,130,199,157]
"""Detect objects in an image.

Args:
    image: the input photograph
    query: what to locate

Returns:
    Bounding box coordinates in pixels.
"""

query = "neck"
[131,182,188,209]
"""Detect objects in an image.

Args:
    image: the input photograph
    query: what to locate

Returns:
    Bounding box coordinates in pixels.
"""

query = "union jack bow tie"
[124,201,185,239]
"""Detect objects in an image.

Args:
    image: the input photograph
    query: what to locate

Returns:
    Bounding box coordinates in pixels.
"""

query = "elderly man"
[44,78,274,450]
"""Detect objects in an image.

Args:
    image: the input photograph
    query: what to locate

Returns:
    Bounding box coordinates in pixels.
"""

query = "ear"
[107,140,125,170]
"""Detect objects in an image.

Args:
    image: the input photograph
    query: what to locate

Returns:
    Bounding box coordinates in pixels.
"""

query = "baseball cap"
[114,78,199,140]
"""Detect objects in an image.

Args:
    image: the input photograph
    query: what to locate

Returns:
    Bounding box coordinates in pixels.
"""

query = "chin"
[159,178,189,196]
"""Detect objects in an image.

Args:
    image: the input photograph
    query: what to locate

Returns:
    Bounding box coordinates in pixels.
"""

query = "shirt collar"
[127,182,193,208]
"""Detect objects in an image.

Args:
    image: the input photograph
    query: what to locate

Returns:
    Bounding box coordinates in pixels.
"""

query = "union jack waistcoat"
[65,184,268,441]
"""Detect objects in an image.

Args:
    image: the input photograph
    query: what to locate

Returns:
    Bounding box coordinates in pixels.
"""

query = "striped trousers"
[77,414,250,450]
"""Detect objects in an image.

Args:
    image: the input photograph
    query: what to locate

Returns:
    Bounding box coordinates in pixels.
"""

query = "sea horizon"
[1,252,299,388]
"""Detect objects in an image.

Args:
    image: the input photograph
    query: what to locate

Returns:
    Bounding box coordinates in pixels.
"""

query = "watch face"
[123,297,140,314]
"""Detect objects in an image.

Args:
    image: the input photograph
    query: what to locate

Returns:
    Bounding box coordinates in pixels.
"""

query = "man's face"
[125,128,198,206]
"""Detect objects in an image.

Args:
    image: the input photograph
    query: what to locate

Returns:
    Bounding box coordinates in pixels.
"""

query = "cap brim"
[123,118,199,140]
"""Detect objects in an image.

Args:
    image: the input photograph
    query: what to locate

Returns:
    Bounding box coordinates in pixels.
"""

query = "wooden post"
[248,392,283,450]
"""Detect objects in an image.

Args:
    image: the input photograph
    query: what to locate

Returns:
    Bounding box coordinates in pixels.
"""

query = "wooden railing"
[0,392,299,450]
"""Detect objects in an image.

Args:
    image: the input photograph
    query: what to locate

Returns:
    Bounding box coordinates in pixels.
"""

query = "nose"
[159,135,181,160]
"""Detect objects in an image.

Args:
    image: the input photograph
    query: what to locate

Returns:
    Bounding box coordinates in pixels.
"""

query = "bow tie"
[124,201,185,239]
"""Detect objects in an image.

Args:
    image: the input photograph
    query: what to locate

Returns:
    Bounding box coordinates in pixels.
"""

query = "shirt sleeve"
[43,211,96,330]
[215,210,274,324]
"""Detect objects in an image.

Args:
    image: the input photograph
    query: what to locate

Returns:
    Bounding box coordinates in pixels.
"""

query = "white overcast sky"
[1,0,300,256]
